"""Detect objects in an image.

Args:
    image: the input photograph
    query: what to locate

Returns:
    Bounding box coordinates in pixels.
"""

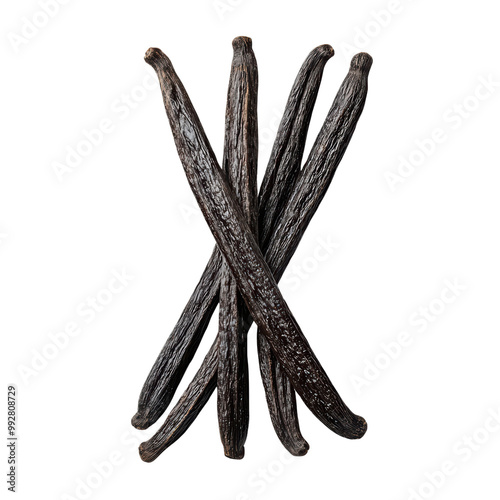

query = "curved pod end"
[315,44,335,58]
[289,440,310,457]
[131,410,152,430]
[144,47,172,70]
[224,445,245,460]
[138,443,153,463]
[232,36,253,50]
[349,415,368,439]
[350,52,373,73]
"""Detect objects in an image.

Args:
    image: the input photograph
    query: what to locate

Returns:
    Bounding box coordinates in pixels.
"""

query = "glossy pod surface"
[138,47,371,462]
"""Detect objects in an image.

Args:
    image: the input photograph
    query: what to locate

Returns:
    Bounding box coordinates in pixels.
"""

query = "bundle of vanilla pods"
[132,37,372,460]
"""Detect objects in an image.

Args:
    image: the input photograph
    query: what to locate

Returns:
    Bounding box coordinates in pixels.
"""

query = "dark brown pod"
[217,36,258,459]
[258,43,334,250]
[139,342,219,462]
[257,44,336,455]
[131,247,221,429]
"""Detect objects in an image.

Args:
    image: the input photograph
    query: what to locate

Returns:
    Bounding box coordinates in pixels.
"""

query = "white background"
[2,0,500,499]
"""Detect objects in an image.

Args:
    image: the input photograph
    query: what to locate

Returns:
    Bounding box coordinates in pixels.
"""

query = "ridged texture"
[138,48,371,462]
[131,246,221,429]
[258,44,334,250]
[256,44,335,455]
[217,36,258,459]
[258,51,373,453]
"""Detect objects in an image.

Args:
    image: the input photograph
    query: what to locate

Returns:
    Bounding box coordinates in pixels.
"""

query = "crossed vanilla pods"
[133,37,372,461]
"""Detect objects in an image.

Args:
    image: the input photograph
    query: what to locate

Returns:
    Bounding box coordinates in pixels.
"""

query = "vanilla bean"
[131,249,221,429]
[257,334,308,456]
[256,44,334,454]
[217,36,258,459]
[258,43,334,250]
[139,48,368,462]
[139,342,219,461]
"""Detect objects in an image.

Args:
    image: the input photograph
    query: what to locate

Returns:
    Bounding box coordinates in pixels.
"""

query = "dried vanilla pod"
[257,44,335,454]
[132,248,221,430]
[217,36,258,459]
[139,341,219,462]
[258,44,334,250]
[140,47,367,459]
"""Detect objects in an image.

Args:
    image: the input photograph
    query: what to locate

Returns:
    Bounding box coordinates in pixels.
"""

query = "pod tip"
[317,44,335,58]
[355,416,368,438]
[224,445,245,460]
[350,52,373,72]
[145,47,162,62]
[292,440,310,456]
[144,47,172,69]
[138,442,155,463]
[232,36,253,50]
[131,409,151,430]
